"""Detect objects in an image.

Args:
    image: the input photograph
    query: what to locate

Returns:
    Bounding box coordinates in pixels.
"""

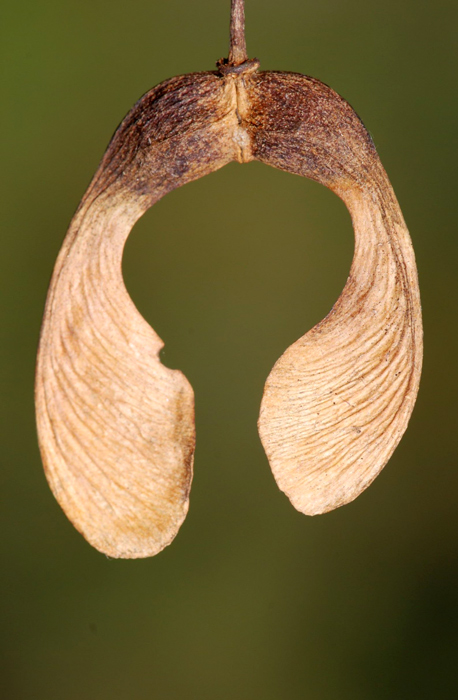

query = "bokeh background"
[2,0,458,697]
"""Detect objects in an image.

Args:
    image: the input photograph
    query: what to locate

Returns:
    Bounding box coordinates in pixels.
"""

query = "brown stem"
[228,0,247,65]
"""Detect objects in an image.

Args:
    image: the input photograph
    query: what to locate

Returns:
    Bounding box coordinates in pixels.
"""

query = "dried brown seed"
[36,0,422,557]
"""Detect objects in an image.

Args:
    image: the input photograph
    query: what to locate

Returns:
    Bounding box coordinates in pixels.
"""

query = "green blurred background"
[1,0,458,697]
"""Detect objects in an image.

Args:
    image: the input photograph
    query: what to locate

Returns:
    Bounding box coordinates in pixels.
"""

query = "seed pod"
[35,0,422,558]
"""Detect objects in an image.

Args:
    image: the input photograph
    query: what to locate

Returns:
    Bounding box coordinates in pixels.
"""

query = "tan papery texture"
[36,0,422,557]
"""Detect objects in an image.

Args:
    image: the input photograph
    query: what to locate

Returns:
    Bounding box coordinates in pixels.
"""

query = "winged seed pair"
[35,0,422,558]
